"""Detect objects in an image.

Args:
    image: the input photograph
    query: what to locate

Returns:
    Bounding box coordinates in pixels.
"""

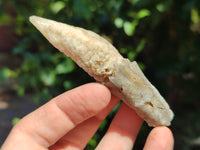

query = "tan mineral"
[29,16,174,127]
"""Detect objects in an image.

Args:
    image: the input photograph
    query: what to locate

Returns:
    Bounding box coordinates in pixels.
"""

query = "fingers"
[49,95,120,150]
[96,103,143,150]
[143,126,174,150]
[2,83,111,149]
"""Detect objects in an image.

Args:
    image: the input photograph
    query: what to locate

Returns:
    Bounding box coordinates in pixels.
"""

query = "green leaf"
[12,117,21,126]
[0,67,14,81]
[137,62,146,71]
[88,138,97,147]
[119,48,128,54]
[156,3,166,12]
[124,21,133,36]
[114,17,124,28]
[0,13,11,25]
[108,102,121,117]
[128,51,136,61]
[99,119,107,131]
[156,0,172,13]
[56,58,75,74]
[136,39,146,53]
[50,1,66,14]
[56,63,68,74]
[123,20,138,36]
[63,80,73,90]
[128,39,146,61]
[17,86,25,96]
[191,8,199,24]
[40,71,56,86]
[131,0,139,5]
[136,9,151,19]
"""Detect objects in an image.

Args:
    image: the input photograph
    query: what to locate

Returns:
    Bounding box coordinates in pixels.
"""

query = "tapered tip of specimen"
[29,16,45,30]
[29,16,37,24]
[29,15,70,53]
[29,16,53,35]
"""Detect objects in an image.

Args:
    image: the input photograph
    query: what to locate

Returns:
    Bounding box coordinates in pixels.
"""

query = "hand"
[1,83,174,150]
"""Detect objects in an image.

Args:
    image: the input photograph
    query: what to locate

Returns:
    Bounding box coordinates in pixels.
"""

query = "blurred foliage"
[11,117,21,126]
[0,0,200,149]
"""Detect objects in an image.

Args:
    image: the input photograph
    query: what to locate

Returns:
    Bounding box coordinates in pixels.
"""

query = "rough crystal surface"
[30,16,174,127]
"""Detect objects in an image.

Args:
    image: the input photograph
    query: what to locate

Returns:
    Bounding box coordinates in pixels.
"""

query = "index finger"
[2,83,111,149]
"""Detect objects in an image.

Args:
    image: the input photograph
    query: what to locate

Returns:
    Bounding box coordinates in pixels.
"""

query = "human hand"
[1,83,174,150]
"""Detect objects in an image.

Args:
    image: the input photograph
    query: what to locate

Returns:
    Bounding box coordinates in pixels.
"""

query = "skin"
[1,83,174,150]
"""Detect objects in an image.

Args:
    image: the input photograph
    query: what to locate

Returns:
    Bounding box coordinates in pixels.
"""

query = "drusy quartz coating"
[30,16,174,127]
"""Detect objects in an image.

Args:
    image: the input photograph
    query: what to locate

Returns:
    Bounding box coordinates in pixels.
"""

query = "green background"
[0,0,200,149]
